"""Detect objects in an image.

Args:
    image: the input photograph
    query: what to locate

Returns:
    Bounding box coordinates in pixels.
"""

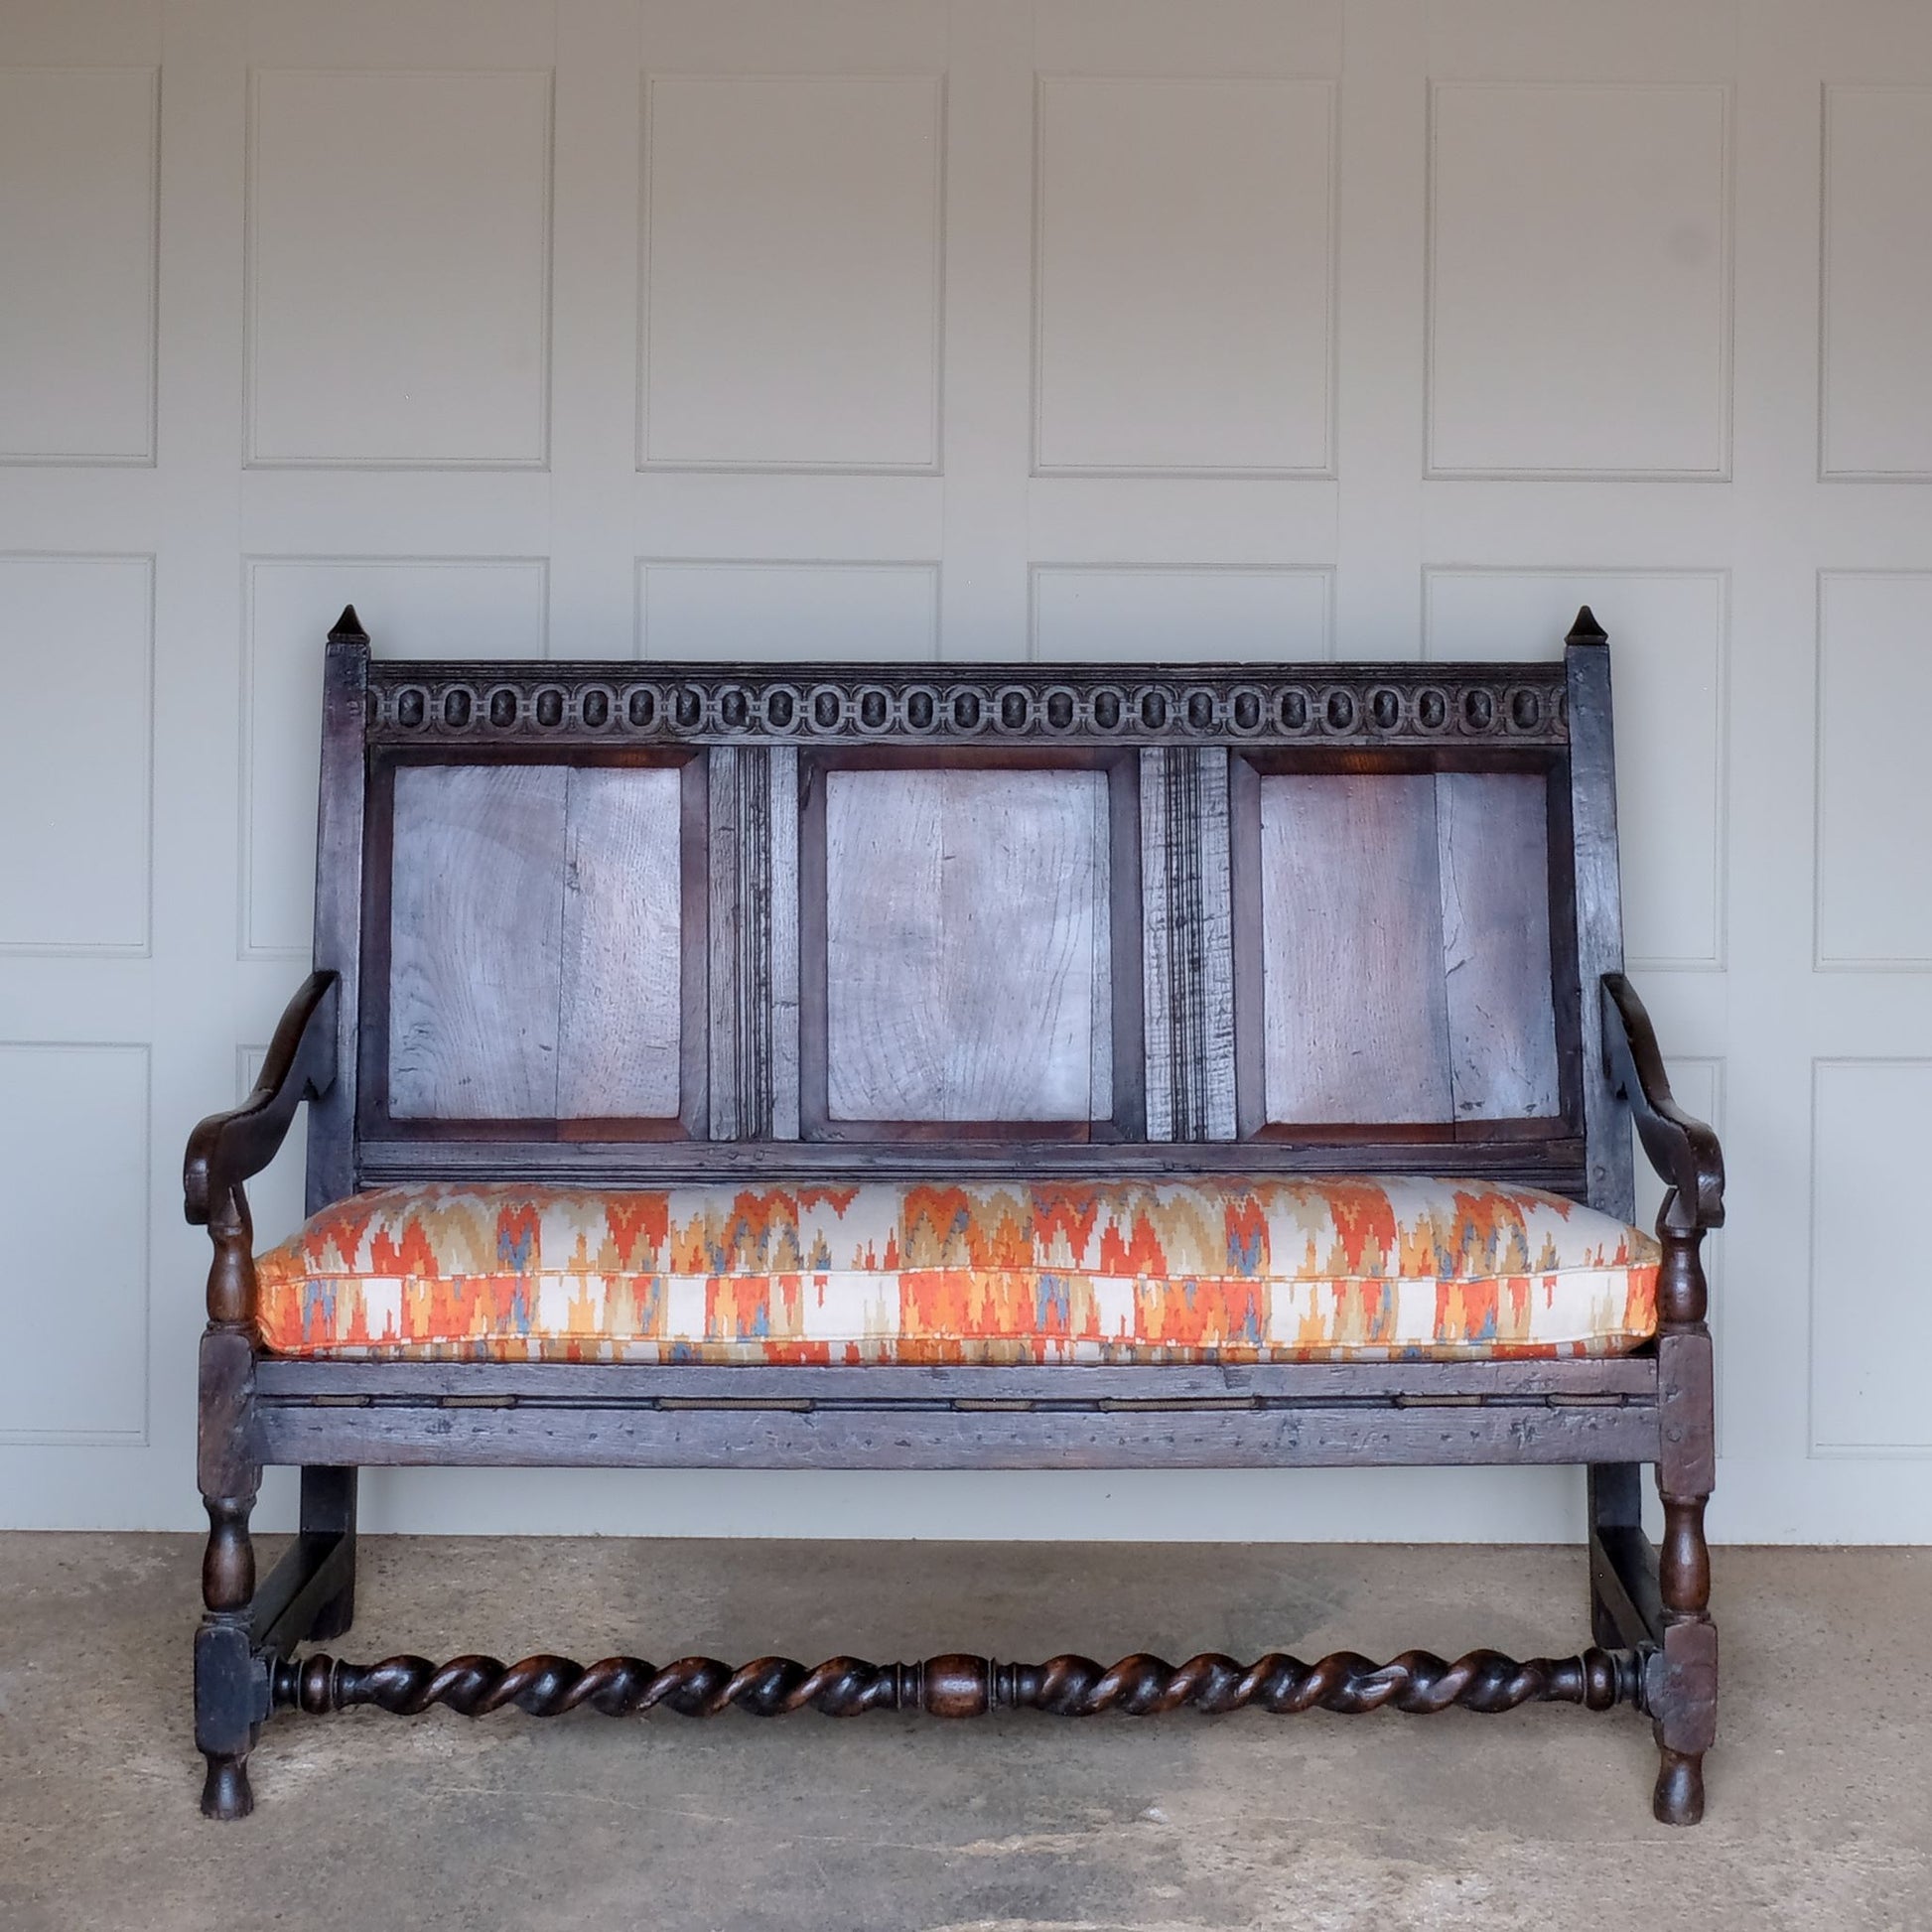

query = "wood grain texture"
[1141,748,1236,1140]
[360,659,1575,751]
[184,973,337,1222]
[1259,773,1452,1125]
[388,764,688,1123]
[1602,973,1724,1227]
[388,764,568,1119]
[305,627,367,1211]
[295,1463,357,1640]
[255,1396,1659,1471]
[824,767,1110,1122]
[355,1131,1590,1190]
[1567,628,1637,1217]
[557,766,684,1119]
[198,626,1707,1825]
[1228,750,1267,1137]
[1436,770,1561,1120]
[279,1642,1643,1724]
[1104,756,1147,1133]
[255,1354,1657,1403]
[708,746,800,1139]
[253,1527,356,1657]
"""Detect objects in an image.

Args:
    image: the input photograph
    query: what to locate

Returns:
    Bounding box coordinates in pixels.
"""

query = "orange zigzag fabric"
[253,1174,1658,1367]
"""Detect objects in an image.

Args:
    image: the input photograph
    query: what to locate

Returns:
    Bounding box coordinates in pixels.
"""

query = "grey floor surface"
[1,1534,1928,1930]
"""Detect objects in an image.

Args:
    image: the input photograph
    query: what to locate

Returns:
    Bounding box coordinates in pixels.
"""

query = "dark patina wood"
[268,1642,1645,1722]
[185,604,1723,1825]
[252,1355,1658,1401]
[251,1394,1662,1471]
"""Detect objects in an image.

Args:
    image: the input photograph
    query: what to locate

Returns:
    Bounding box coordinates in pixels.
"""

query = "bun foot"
[1652,1747,1705,1827]
[201,1752,253,1821]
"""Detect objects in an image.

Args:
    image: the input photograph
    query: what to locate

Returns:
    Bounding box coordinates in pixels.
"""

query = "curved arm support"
[1599,973,1725,1232]
[184,972,339,1226]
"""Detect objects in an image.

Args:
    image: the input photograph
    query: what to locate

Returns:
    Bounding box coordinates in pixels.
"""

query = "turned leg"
[196,1488,259,1819]
[196,1188,263,1820]
[301,1466,359,1641]
[1650,1194,1718,1827]
[1653,1485,1716,1826]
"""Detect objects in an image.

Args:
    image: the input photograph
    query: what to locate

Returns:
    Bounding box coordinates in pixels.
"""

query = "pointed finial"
[328,604,368,642]
[1565,605,1607,647]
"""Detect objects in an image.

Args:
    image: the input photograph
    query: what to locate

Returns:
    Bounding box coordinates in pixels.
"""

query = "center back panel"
[803,754,1133,1138]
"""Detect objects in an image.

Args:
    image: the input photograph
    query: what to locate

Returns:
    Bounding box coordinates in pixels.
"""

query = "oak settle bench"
[185,605,1724,1824]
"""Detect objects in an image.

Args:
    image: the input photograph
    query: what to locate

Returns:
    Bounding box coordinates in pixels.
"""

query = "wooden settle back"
[302,608,1635,1222]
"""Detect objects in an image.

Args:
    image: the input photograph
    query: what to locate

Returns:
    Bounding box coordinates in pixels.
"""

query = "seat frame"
[185,607,1723,1824]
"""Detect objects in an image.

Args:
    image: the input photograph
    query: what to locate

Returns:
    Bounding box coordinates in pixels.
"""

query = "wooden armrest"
[1599,973,1725,1232]
[184,972,340,1225]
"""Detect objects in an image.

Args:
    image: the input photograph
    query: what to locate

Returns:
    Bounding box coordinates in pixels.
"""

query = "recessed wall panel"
[0,68,157,463]
[1424,570,1726,969]
[1823,87,1932,479]
[243,558,547,957]
[638,561,939,660]
[1813,1060,1932,1451]
[641,74,943,471]
[0,554,151,953]
[825,767,1111,1122]
[1817,572,1932,966]
[1428,83,1729,478]
[247,69,553,465]
[0,1043,147,1441]
[1035,77,1333,476]
[1032,566,1330,661]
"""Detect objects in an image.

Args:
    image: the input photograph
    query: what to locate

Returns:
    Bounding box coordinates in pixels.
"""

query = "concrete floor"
[1,1537,1928,1930]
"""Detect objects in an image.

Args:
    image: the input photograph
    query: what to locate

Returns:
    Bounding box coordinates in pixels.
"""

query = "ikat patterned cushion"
[251,1175,1659,1365]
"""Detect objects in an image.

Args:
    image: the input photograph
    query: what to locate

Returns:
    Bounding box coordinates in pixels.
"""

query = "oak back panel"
[304,617,1634,1218]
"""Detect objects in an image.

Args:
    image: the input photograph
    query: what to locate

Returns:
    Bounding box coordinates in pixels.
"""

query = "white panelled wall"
[2,0,1928,1542]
